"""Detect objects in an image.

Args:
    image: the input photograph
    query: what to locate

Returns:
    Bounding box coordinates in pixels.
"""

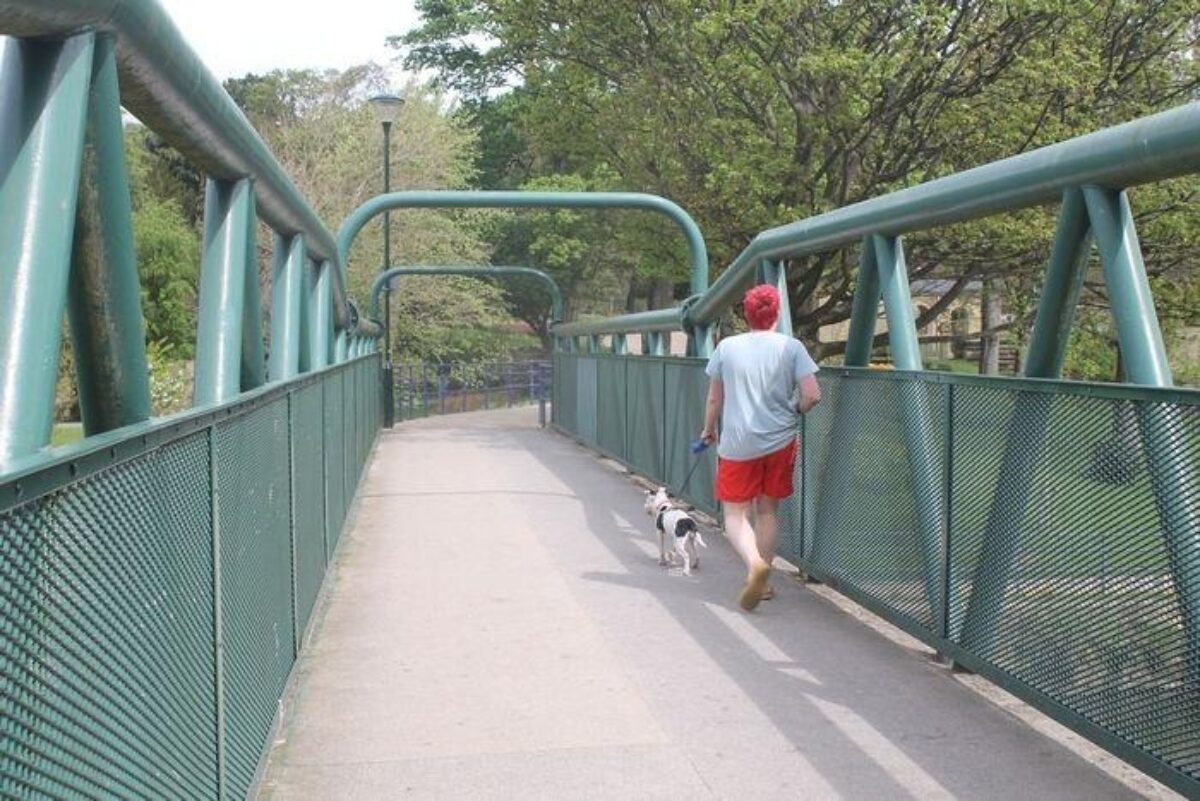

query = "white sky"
[156,0,421,82]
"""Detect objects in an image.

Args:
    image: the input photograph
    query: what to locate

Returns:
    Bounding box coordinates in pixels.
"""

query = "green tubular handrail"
[369,266,564,323]
[338,190,708,301]
[0,2,382,464]
[0,0,353,329]
[560,101,1200,337]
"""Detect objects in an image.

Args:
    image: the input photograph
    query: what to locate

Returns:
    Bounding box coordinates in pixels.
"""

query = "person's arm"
[796,373,821,414]
[701,378,723,443]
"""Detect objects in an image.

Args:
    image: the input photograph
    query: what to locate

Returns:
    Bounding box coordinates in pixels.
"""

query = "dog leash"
[677,439,710,497]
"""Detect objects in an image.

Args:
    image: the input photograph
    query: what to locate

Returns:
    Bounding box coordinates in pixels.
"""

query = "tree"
[224,67,537,361]
[398,0,1200,364]
[133,197,200,356]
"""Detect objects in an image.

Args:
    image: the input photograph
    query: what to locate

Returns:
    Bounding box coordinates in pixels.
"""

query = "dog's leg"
[658,527,669,566]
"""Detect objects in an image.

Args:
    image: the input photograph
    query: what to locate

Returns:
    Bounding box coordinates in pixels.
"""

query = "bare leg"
[724,501,770,610]
[755,495,780,567]
[755,495,780,600]
[723,501,761,571]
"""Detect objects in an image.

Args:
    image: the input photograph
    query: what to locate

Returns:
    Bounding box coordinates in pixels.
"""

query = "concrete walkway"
[256,407,1152,800]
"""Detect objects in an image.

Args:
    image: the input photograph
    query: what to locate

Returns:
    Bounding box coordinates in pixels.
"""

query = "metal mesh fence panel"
[783,374,841,565]
[216,399,295,797]
[553,351,1200,792]
[576,357,598,447]
[950,384,1200,787]
[324,372,346,556]
[596,357,627,459]
[556,354,578,434]
[0,360,381,799]
[360,363,368,468]
[625,359,665,480]
[291,384,327,639]
[803,373,945,635]
[0,433,216,799]
[664,361,716,514]
[343,366,356,505]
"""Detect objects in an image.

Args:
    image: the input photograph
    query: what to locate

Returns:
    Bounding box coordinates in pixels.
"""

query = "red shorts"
[716,440,797,503]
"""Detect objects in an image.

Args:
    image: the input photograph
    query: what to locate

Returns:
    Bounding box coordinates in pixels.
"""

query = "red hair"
[743,285,780,330]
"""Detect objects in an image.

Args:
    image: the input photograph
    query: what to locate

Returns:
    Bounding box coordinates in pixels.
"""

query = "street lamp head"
[369,93,405,125]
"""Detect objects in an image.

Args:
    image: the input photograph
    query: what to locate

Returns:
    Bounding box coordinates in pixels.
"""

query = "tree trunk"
[651,277,674,310]
[625,280,640,313]
[980,280,1002,375]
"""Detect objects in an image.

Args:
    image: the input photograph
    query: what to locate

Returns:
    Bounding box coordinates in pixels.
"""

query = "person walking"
[700,285,821,611]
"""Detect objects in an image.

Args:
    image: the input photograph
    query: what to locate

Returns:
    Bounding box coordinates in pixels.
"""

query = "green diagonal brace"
[0,33,95,464]
[958,191,1092,647]
[194,178,254,405]
[1084,186,1199,677]
[69,32,152,435]
[339,191,707,299]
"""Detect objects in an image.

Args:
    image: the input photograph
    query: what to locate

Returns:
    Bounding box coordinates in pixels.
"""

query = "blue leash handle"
[678,439,711,497]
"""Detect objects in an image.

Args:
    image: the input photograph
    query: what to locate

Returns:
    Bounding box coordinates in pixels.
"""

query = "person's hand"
[699,428,716,445]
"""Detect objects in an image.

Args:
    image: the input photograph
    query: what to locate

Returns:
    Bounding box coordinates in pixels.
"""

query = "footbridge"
[0,2,1197,799]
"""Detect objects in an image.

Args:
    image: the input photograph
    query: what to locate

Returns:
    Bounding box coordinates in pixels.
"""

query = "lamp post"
[369,92,403,426]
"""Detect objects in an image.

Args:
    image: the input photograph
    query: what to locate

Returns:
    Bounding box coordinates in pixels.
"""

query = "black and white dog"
[644,487,707,575]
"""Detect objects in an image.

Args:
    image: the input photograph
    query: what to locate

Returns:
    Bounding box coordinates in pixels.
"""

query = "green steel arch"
[338,190,709,300]
[370,266,563,323]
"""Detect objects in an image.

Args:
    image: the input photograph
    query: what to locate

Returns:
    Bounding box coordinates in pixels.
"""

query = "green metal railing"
[0,1,384,798]
[554,353,1200,795]
[0,357,381,799]
[552,101,1200,796]
[0,2,382,466]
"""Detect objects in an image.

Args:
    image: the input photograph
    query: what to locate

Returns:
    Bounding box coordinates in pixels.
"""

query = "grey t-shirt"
[705,331,819,460]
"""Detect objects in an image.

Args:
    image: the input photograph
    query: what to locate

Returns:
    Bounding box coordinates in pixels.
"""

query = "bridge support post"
[195,178,255,405]
[811,237,944,627]
[811,242,878,572]
[648,332,665,356]
[69,33,153,436]
[310,260,333,370]
[1085,186,1200,677]
[1024,190,1091,379]
[240,197,265,392]
[0,33,95,463]
[874,234,945,630]
[269,234,306,382]
[687,324,714,358]
[844,240,882,366]
[958,191,1091,648]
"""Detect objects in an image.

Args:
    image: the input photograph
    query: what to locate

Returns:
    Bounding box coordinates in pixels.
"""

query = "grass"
[805,386,1197,577]
[51,423,83,447]
[925,358,980,375]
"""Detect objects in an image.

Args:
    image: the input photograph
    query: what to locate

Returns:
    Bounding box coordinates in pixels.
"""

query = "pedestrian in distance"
[699,284,821,611]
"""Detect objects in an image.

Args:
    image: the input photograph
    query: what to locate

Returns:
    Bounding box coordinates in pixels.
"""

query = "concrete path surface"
[256,407,1155,800]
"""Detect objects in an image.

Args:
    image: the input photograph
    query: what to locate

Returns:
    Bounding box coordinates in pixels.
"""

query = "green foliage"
[399,0,1200,359]
[133,198,200,357]
[391,276,538,362]
[125,126,204,226]
[224,67,531,362]
[147,341,193,416]
[51,423,83,447]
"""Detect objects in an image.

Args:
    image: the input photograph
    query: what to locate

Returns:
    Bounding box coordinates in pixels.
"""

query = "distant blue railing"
[394,360,552,424]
